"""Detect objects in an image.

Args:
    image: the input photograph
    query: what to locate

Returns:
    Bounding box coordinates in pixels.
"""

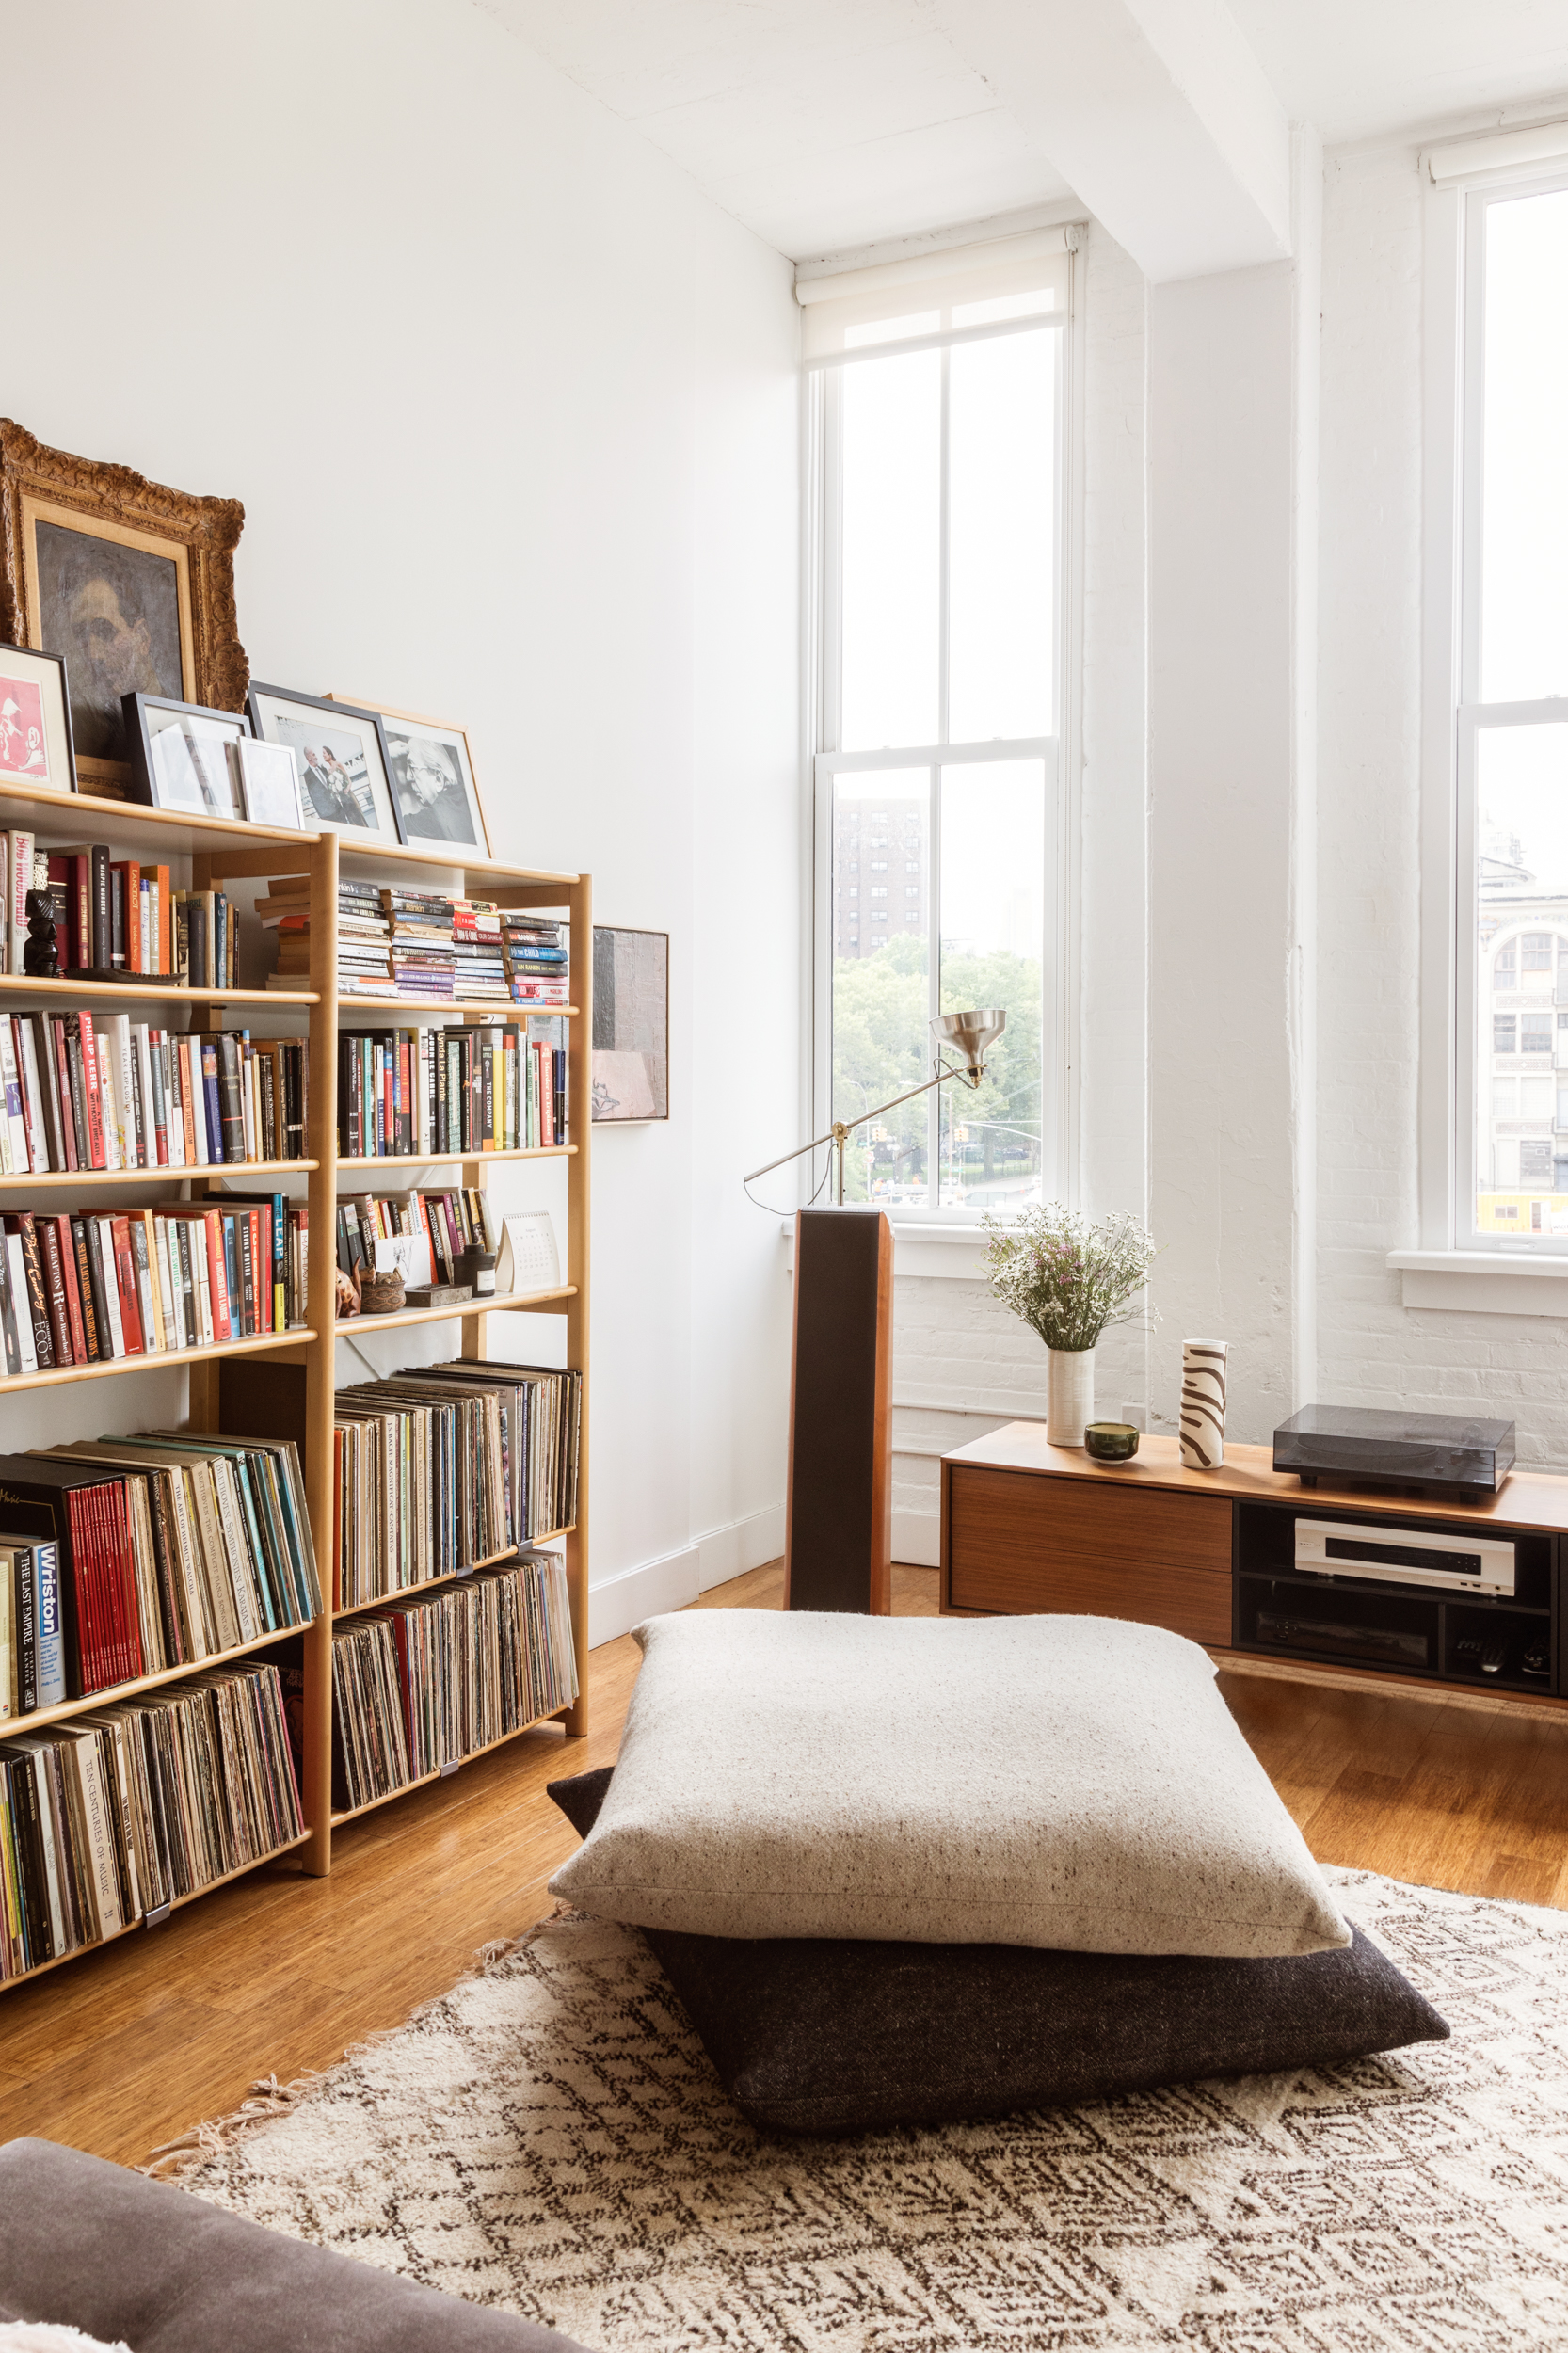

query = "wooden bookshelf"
[332,1525,577,1619]
[329,1705,569,1827]
[0,799,590,1981]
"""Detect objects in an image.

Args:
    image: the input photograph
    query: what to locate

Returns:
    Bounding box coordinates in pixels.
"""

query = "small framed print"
[0,642,75,793]
[230,736,304,829]
[592,926,669,1122]
[122,691,249,816]
[329,693,491,855]
[248,682,399,840]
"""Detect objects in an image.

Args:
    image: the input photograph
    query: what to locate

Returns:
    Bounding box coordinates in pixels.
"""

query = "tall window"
[807,233,1072,1215]
[1459,175,1568,1243]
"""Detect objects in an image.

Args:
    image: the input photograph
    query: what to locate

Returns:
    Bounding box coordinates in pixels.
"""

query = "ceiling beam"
[933,0,1292,281]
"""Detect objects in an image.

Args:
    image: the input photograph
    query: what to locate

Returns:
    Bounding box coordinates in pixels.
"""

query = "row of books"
[7,833,244,986]
[0,1196,308,1378]
[338,1022,565,1159]
[334,1186,493,1292]
[330,1550,576,1810]
[0,1659,303,1980]
[262,878,569,1009]
[331,1359,580,1608]
[0,1009,308,1176]
[0,1434,320,1713]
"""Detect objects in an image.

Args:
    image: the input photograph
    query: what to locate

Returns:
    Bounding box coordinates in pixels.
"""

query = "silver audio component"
[1292,1517,1515,1596]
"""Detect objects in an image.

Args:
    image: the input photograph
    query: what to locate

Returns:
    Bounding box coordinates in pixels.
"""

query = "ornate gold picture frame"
[0,420,248,796]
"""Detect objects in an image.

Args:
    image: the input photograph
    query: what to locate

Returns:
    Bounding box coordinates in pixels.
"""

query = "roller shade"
[797,226,1079,361]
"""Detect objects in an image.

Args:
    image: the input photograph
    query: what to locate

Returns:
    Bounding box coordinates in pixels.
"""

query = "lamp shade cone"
[932,1007,1006,1076]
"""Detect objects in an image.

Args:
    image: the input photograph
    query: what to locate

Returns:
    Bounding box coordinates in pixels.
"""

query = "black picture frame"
[0,640,76,795]
[247,682,401,840]
[121,690,252,816]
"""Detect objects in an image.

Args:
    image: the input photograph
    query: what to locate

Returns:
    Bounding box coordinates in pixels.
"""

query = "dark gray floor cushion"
[548,1766,1448,2137]
[0,2137,595,2353]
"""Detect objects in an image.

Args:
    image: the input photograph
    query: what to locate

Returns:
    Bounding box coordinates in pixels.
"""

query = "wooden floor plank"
[1,1559,1564,2169]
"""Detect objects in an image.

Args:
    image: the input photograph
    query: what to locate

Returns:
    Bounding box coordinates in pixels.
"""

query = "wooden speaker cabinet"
[942,1423,1568,1712]
[784,1208,892,1614]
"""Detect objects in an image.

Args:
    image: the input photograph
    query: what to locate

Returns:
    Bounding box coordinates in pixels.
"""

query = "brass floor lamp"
[744,1010,1006,1613]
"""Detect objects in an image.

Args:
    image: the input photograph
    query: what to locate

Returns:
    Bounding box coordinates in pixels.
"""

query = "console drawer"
[947,1465,1233,1644]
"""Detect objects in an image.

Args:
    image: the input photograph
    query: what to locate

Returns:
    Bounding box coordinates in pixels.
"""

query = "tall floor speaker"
[784,1208,892,1614]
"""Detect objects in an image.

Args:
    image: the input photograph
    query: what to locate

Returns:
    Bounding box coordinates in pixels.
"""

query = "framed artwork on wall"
[0,642,75,794]
[592,926,668,1123]
[247,683,399,840]
[0,419,248,795]
[122,692,250,817]
[328,693,491,856]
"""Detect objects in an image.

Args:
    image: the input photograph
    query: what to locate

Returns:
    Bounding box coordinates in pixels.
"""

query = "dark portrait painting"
[35,521,184,761]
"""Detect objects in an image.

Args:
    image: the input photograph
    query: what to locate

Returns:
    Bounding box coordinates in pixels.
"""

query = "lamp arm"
[741,1061,976,1189]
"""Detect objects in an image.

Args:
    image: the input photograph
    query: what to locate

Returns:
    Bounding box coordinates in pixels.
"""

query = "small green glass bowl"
[1084,1421,1140,1463]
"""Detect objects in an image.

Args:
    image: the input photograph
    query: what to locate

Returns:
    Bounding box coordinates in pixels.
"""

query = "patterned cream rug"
[154,1869,1568,2350]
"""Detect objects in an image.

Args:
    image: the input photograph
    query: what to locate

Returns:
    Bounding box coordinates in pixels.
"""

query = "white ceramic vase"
[1179,1338,1228,1469]
[1047,1347,1096,1447]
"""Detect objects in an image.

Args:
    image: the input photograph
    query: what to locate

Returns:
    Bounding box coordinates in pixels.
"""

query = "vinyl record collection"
[0,1659,304,1979]
[332,1361,581,1608]
[331,1549,577,1811]
[0,1433,321,1711]
[0,1010,307,1174]
[0,1194,309,1379]
[337,1019,566,1159]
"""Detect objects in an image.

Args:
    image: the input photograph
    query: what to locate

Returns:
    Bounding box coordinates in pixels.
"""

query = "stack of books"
[330,1550,576,1810]
[379,890,457,1000]
[500,914,569,1007]
[261,876,395,998]
[0,1435,320,1711]
[450,898,507,1001]
[0,1659,303,1977]
[0,1011,305,1176]
[0,1194,309,1377]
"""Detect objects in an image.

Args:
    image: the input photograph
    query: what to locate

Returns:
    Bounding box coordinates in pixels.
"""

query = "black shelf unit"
[1233,1499,1558,1698]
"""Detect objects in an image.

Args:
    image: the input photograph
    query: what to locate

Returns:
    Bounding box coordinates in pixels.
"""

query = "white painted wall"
[0,0,800,1625]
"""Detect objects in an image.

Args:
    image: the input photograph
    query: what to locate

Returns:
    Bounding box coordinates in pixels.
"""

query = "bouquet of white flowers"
[982,1204,1159,1352]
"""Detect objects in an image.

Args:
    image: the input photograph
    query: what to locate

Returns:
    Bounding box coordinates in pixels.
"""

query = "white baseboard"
[587,1503,787,1647]
[697,1503,785,1592]
[893,1508,940,1568]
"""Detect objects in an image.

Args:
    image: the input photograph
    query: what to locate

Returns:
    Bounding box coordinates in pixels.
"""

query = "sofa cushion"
[549,1610,1351,1957]
[0,2140,594,2353]
[550,1766,1448,2137]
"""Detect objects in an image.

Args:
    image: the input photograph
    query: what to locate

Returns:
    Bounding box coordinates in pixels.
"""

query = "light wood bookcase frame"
[0,776,590,1974]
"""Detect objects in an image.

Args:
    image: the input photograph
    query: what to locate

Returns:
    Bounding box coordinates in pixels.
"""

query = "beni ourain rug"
[152,1868,1568,2353]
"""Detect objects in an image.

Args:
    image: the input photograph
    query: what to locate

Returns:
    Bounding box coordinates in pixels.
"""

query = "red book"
[49,1213,88,1363]
[37,1213,72,1365]
[77,1013,106,1168]
[110,1215,143,1354]
[155,865,171,975]
[107,1481,143,1686]
[50,1017,78,1170]
[204,1209,232,1341]
[65,1488,108,1693]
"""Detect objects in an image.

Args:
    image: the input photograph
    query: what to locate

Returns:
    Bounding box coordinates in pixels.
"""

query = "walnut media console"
[940,1426,1568,1714]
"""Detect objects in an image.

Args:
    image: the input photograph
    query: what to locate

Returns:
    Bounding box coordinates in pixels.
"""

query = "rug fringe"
[139,1905,582,2182]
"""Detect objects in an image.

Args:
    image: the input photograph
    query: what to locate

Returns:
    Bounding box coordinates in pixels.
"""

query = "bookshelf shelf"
[0,1325,317,1393]
[0,976,320,1009]
[0,809,590,1988]
[330,1705,568,1827]
[0,1158,318,1192]
[0,1832,311,1999]
[332,1526,577,1619]
[1,1622,309,1740]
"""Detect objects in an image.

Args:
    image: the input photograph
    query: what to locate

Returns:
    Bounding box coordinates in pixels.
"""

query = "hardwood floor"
[3,1557,1566,2169]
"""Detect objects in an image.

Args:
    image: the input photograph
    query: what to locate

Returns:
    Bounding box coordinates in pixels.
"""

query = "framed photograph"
[592,927,669,1123]
[123,693,249,817]
[328,693,490,855]
[0,419,247,794]
[0,642,75,794]
[231,737,304,829]
[247,684,399,840]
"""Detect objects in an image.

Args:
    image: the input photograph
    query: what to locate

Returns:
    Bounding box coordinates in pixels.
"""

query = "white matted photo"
[328,693,490,856]
[230,737,305,829]
[247,683,399,840]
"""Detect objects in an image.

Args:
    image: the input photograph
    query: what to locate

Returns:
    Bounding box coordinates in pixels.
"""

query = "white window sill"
[1387,1248,1568,1316]
[779,1216,993,1279]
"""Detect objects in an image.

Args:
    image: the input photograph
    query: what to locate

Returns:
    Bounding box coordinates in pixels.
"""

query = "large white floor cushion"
[550,1610,1352,1958]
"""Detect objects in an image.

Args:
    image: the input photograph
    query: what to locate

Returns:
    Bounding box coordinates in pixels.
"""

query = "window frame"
[1421,156,1568,1256]
[805,260,1081,1226]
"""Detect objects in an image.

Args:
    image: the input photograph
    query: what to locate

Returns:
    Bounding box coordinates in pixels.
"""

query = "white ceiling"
[476,0,1568,264]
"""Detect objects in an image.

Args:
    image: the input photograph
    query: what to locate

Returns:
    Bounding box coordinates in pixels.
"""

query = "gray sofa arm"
[0,2140,596,2353]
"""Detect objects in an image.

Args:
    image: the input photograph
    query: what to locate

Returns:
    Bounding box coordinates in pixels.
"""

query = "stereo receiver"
[1293,1518,1515,1596]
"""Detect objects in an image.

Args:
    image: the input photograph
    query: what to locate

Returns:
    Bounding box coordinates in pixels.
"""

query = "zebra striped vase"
[1179,1339,1228,1470]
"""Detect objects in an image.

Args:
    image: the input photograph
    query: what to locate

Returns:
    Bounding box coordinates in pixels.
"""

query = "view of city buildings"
[1479,829,1568,1237]
[833,791,926,957]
